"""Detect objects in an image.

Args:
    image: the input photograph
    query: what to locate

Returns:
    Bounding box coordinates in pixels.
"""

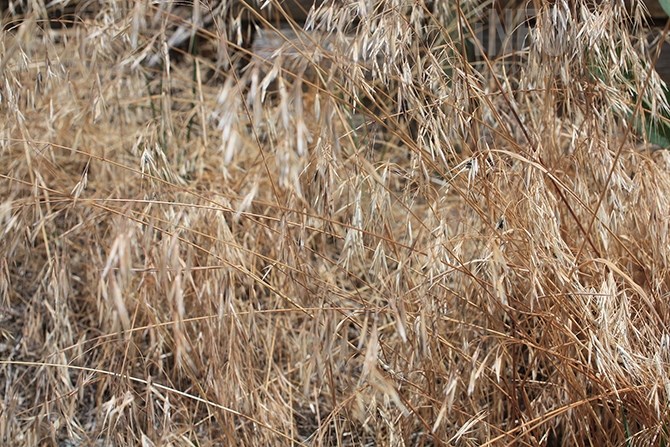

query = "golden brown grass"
[2,0,670,445]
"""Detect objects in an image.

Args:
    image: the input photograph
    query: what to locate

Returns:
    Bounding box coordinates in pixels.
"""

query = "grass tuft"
[1,0,670,445]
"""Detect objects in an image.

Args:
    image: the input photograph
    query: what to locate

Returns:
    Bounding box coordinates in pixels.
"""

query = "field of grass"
[2,0,670,445]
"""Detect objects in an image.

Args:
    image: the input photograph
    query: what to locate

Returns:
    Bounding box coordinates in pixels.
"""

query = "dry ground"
[1,0,670,445]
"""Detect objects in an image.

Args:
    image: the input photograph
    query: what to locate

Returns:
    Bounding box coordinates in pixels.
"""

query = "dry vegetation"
[2,0,670,445]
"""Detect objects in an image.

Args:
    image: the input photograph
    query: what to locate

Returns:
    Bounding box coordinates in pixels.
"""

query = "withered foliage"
[1,0,670,445]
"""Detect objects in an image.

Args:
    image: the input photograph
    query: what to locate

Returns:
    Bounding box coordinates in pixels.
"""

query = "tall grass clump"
[1,0,670,445]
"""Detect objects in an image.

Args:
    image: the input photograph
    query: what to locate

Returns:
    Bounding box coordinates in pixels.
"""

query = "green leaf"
[635,85,670,148]
[661,0,670,17]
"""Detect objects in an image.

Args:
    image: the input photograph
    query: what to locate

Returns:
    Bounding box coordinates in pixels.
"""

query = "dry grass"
[1,0,670,445]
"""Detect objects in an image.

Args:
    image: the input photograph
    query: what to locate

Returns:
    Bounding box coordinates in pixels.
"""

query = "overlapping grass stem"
[1,0,670,445]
